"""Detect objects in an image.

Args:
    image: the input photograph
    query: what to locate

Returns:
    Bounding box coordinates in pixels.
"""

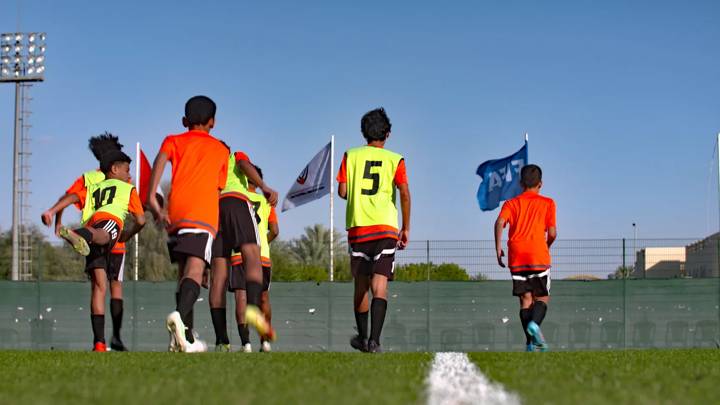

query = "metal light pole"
[1,32,46,281]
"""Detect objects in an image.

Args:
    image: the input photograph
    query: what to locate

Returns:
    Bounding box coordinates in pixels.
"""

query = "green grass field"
[0,349,718,405]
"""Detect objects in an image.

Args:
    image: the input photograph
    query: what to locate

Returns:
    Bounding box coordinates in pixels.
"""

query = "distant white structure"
[634,247,686,278]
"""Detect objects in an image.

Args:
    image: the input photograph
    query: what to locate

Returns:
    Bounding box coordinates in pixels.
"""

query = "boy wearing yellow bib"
[228,165,279,352]
[337,108,411,353]
[209,151,278,352]
[42,133,132,351]
[41,149,146,351]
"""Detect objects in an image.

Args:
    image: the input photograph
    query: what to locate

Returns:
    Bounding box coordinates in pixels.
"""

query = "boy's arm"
[53,207,65,236]
[120,212,146,243]
[397,183,411,249]
[338,182,347,199]
[268,221,279,243]
[494,217,506,268]
[337,153,347,199]
[41,193,80,230]
[147,152,170,226]
[547,227,557,248]
[237,159,278,206]
[120,191,147,242]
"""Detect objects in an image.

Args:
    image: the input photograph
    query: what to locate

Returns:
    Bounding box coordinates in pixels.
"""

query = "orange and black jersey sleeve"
[128,188,145,216]
[268,206,278,224]
[65,175,87,210]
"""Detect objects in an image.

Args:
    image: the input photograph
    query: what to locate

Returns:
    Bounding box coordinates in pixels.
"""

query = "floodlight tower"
[0,32,46,281]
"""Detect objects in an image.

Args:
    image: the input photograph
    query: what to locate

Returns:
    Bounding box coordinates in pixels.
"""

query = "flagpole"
[134,142,140,281]
[329,135,335,282]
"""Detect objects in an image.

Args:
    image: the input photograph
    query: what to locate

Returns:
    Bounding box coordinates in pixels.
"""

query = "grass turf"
[470,349,720,405]
[0,351,432,405]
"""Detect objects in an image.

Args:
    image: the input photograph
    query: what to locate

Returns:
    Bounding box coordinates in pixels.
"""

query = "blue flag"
[476,142,528,211]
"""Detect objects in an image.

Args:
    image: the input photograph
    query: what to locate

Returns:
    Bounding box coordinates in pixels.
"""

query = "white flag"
[282,141,332,212]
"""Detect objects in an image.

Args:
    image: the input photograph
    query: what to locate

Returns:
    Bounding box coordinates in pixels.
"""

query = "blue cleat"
[525,343,535,352]
[527,321,549,351]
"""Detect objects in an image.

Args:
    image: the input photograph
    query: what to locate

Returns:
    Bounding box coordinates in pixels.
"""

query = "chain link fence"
[0,238,718,351]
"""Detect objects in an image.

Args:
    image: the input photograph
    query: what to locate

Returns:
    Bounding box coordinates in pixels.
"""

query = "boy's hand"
[397,228,410,250]
[261,185,279,207]
[41,211,53,227]
[496,249,506,268]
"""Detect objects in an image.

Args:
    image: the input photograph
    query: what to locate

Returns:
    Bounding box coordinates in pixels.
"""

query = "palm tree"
[289,224,346,267]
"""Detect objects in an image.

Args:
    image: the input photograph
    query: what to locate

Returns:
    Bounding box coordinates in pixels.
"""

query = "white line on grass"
[426,352,520,405]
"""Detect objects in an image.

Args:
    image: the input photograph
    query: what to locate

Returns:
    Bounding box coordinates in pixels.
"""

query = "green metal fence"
[0,238,718,351]
[1,279,718,352]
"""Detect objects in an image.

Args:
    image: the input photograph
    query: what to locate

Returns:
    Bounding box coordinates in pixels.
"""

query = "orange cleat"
[93,342,107,352]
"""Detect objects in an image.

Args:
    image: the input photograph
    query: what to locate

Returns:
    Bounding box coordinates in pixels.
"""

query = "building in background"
[634,247,686,278]
[685,233,719,278]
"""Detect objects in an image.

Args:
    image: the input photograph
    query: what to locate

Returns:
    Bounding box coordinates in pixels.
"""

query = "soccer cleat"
[185,338,208,353]
[242,343,252,353]
[110,336,129,352]
[215,343,232,353]
[367,339,382,354]
[245,305,276,342]
[526,343,535,352]
[350,335,369,353]
[166,311,189,352]
[59,227,90,256]
[93,342,107,352]
[168,332,178,352]
[527,321,548,351]
[260,341,272,353]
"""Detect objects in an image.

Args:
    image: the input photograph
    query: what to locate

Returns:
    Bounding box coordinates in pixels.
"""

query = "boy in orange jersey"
[337,108,411,353]
[494,164,557,352]
[42,133,133,351]
[42,149,145,351]
[146,95,230,353]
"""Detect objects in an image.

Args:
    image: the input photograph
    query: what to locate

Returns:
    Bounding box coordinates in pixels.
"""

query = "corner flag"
[282,141,332,212]
[476,141,528,211]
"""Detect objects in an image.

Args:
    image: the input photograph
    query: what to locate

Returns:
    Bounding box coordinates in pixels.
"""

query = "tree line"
[0,220,474,282]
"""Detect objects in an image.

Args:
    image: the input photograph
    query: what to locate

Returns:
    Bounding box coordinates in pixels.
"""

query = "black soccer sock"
[246,282,262,307]
[520,308,533,345]
[531,301,548,325]
[211,307,229,345]
[91,314,105,344]
[238,324,250,345]
[370,298,388,343]
[110,298,123,339]
[355,311,369,339]
[74,227,93,244]
[177,278,200,343]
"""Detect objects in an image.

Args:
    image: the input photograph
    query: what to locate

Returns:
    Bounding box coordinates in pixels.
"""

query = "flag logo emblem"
[297,166,309,185]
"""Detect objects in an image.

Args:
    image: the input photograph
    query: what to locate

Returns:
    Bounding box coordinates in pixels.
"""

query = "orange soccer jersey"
[160,130,230,236]
[336,147,408,244]
[498,191,556,273]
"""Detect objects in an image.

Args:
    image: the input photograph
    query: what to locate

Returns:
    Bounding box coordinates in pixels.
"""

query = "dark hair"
[184,95,216,126]
[100,150,132,173]
[521,164,542,188]
[361,108,391,141]
[89,132,123,162]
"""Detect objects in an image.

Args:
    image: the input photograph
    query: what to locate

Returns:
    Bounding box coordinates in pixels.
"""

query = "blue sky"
[0,0,718,242]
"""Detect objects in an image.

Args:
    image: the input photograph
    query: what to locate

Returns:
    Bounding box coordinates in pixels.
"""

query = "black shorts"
[212,197,260,259]
[512,271,551,297]
[84,220,121,274]
[229,264,272,292]
[107,254,126,282]
[167,230,214,266]
[350,238,397,281]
